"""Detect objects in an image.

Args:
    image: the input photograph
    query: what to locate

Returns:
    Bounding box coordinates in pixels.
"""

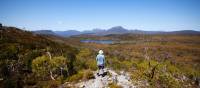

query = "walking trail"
[62,68,136,88]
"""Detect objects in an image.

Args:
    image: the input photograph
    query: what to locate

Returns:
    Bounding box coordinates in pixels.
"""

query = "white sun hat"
[99,50,103,54]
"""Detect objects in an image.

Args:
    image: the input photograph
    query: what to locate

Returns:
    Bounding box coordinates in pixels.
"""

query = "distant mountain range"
[54,30,81,36]
[33,26,200,37]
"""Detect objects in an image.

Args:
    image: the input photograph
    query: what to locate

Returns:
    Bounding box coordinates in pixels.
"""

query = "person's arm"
[96,55,98,61]
[103,55,105,64]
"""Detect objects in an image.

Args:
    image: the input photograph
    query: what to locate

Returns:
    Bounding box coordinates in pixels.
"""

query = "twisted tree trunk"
[47,52,55,80]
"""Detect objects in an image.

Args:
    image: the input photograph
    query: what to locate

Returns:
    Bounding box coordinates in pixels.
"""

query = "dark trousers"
[97,64,106,77]
[98,64,104,70]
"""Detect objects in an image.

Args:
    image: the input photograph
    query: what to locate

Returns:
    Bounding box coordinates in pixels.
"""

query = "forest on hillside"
[0,26,200,88]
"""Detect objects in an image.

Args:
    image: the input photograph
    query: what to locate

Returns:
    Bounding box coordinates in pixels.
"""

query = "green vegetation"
[32,55,50,79]
[67,69,94,82]
[0,26,200,87]
[108,83,123,88]
[77,34,200,87]
[131,60,181,87]
[0,27,78,87]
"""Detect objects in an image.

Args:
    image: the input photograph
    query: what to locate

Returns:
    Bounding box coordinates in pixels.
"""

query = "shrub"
[108,83,122,88]
[131,59,182,87]
[36,80,61,88]
[107,56,123,70]
[24,50,42,70]
[67,69,94,82]
[179,65,200,79]
[50,56,68,71]
[83,69,95,80]
[32,55,50,79]
[32,55,69,80]
[74,48,97,71]
[156,74,181,88]
[86,59,97,70]
[67,70,84,82]
[46,80,61,88]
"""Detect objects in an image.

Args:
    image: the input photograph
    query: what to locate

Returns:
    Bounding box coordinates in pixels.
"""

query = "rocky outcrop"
[62,68,135,88]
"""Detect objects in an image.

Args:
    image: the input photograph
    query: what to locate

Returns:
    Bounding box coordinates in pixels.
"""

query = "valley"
[1,26,200,87]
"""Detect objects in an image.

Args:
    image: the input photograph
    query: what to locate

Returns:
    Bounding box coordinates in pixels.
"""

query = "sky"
[0,0,200,31]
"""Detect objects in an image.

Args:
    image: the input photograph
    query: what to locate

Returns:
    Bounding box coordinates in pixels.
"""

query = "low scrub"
[67,69,94,82]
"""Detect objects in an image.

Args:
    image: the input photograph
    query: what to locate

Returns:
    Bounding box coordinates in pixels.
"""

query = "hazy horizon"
[0,0,200,31]
[30,26,200,32]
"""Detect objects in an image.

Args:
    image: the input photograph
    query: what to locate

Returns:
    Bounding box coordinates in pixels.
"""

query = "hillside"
[0,26,78,88]
[1,26,200,88]
[32,30,57,35]
[73,33,200,87]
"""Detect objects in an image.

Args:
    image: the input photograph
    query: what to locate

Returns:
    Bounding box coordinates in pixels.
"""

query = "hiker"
[96,50,105,76]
